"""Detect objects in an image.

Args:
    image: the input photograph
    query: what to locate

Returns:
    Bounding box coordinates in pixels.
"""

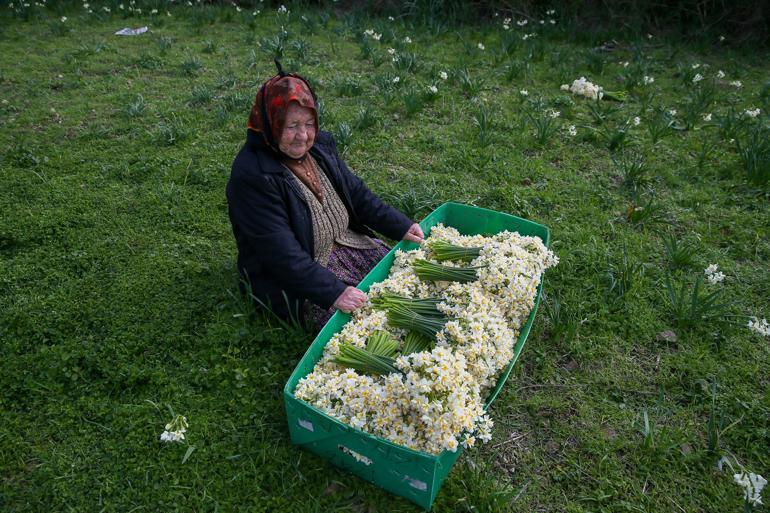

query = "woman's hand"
[402,223,424,243]
[333,286,368,313]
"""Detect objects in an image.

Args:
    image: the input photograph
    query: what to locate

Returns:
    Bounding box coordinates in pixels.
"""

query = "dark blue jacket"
[226,130,413,320]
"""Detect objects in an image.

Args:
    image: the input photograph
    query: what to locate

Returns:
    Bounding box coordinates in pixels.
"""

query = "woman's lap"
[309,240,390,329]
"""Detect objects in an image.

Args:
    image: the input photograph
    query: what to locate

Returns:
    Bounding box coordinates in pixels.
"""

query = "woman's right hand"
[333,286,368,313]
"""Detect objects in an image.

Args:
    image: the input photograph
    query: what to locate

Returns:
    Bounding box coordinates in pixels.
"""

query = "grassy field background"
[1,3,769,512]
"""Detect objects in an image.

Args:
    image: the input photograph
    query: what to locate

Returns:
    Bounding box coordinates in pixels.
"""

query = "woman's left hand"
[402,223,424,243]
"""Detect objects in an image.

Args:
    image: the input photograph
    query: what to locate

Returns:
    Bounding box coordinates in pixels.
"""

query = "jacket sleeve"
[328,139,414,241]
[227,173,347,309]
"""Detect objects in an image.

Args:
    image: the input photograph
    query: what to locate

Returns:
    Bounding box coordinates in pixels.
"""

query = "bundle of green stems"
[333,336,399,376]
[371,294,449,338]
[427,240,482,263]
[413,259,481,283]
[366,330,400,357]
[401,331,434,355]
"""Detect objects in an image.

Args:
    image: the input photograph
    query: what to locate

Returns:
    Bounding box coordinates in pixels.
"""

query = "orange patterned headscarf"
[248,62,319,160]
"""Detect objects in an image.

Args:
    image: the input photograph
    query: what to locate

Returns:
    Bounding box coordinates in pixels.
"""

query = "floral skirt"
[309,240,390,329]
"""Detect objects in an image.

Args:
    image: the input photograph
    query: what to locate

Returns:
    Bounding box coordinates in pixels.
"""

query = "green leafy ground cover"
[1,4,769,512]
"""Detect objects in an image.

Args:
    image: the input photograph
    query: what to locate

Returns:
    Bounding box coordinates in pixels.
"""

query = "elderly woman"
[226,63,424,328]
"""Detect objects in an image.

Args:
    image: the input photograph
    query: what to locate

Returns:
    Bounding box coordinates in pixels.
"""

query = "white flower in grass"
[549,19,556,24]
[277,4,287,13]
[734,472,766,506]
[477,43,485,50]
[548,109,561,118]
[633,116,641,126]
[372,33,381,41]
[403,36,412,43]
[60,15,66,22]
[703,112,712,121]
[387,48,395,55]
[568,125,577,136]
[745,108,761,118]
[719,35,726,42]
[642,76,654,85]
[102,6,110,12]
[388,16,394,21]
[439,71,448,80]
[716,70,725,79]
[428,85,438,94]
[692,73,703,84]
[704,263,719,275]
[503,23,510,30]
[747,318,770,337]
[151,8,158,14]
[560,84,569,91]
[707,272,725,285]
[517,19,527,26]
[519,89,528,96]
[730,80,742,88]
[668,109,677,117]
[235,5,241,12]
[160,414,188,443]
[692,63,700,69]
[392,76,400,84]
[622,61,629,67]
[546,9,556,15]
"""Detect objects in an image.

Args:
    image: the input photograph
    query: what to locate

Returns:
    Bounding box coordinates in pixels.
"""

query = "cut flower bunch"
[294,224,558,455]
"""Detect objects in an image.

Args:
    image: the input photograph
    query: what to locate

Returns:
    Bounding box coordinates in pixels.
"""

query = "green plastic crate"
[283,202,551,510]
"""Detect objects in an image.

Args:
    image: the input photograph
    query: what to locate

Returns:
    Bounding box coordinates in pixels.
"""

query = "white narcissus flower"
[716,70,725,78]
[392,76,400,84]
[704,263,719,275]
[477,43,485,50]
[519,89,528,96]
[60,15,66,21]
[692,73,703,83]
[745,108,761,118]
[403,36,412,43]
[568,125,577,136]
[439,71,448,80]
[560,84,569,91]
[707,272,725,285]
[703,112,712,121]
[730,80,742,88]
[643,76,654,85]
[668,109,677,116]
[567,77,603,100]
[748,318,770,337]
[428,85,438,94]
[734,472,767,506]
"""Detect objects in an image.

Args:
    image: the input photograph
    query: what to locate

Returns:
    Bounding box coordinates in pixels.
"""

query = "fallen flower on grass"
[160,414,188,443]
[734,472,767,507]
[748,317,770,337]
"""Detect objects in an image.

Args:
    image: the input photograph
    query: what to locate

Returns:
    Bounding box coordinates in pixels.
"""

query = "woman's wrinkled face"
[279,103,316,159]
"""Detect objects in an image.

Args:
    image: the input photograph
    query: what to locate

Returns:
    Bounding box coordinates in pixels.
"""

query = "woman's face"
[279,103,316,159]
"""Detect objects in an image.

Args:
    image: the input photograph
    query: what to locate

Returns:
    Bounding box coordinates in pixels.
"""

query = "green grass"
[1,4,769,512]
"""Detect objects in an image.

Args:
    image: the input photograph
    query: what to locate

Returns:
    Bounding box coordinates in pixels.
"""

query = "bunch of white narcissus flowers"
[294,224,558,455]
[562,77,604,100]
